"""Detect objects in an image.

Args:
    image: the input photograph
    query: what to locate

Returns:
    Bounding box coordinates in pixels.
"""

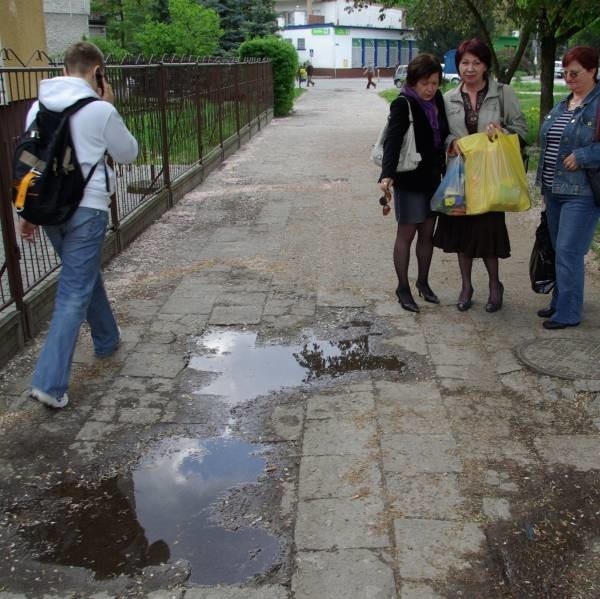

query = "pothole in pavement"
[17,436,282,585]
[188,328,405,405]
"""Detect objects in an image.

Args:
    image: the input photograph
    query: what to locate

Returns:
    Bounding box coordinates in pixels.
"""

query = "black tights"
[393,217,436,298]
[457,253,503,303]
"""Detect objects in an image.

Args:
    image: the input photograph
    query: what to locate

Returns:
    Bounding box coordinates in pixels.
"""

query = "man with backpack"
[18,41,138,409]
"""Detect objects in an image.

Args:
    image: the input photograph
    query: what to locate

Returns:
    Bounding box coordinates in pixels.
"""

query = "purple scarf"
[402,85,441,148]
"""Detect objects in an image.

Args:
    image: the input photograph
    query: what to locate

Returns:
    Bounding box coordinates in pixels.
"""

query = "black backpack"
[12,97,101,226]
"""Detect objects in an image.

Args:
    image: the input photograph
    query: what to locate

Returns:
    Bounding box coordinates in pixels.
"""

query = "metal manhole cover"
[516,338,600,380]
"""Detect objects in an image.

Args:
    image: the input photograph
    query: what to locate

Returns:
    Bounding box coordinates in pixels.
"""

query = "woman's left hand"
[563,152,578,171]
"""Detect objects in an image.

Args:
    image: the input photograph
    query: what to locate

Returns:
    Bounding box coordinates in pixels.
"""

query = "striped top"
[542,107,574,187]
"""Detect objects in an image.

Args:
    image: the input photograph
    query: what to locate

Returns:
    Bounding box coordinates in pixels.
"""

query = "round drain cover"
[516,338,600,380]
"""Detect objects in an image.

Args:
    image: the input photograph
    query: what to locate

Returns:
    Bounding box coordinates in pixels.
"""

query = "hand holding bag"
[457,131,531,215]
[371,98,421,172]
[430,156,466,215]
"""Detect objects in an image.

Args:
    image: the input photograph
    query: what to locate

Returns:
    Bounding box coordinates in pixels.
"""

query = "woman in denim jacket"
[536,46,600,329]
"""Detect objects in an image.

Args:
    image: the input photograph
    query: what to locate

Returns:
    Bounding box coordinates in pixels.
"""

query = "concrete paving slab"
[295,496,389,550]
[305,390,375,419]
[399,582,444,599]
[394,519,486,580]
[302,415,378,456]
[534,435,600,470]
[298,454,382,500]
[209,305,263,325]
[387,473,465,520]
[184,586,288,599]
[121,351,185,378]
[293,549,396,599]
[381,434,463,474]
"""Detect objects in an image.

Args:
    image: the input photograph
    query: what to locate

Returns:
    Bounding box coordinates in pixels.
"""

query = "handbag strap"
[595,101,600,141]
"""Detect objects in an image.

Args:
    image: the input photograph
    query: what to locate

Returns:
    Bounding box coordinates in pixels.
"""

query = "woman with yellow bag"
[433,39,527,312]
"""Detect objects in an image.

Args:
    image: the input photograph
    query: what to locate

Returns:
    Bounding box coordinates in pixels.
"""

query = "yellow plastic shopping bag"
[457,132,530,215]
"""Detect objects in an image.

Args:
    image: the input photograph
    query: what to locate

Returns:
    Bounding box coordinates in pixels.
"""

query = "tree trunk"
[539,33,557,127]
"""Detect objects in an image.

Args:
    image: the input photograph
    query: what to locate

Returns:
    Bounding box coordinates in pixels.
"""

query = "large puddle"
[189,329,404,404]
[23,437,282,584]
[20,328,403,585]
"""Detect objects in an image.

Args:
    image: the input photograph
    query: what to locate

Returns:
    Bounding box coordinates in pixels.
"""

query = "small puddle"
[22,437,282,584]
[189,330,404,404]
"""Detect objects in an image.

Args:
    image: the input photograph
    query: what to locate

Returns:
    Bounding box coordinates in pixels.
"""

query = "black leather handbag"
[529,211,556,294]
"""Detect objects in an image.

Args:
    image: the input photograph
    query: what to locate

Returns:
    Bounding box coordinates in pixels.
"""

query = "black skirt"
[433,212,511,259]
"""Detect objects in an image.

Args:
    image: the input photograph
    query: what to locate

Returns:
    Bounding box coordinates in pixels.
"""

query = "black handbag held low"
[529,211,555,294]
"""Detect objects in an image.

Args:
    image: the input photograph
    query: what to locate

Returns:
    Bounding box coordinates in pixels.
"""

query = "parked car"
[554,60,563,78]
[394,64,408,88]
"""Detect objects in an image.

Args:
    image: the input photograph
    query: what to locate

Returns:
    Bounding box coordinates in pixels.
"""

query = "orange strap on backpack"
[14,170,39,211]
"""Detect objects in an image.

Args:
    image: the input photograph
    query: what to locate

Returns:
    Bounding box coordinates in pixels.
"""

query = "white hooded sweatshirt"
[26,76,138,213]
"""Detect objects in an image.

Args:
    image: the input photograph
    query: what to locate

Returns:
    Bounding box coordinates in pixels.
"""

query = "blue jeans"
[31,208,119,398]
[544,188,600,324]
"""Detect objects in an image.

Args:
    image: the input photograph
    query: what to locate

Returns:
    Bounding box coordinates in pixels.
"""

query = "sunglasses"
[563,70,583,79]
[379,190,392,216]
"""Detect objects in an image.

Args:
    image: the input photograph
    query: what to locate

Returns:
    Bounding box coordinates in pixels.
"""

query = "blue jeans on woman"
[544,188,600,325]
[31,207,119,400]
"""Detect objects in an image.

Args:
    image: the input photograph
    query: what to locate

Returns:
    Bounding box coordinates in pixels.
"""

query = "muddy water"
[21,329,403,584]
[189,329,404,404]
[24,437,282,584]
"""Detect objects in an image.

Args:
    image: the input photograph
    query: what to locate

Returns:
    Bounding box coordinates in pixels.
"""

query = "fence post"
[0,123,29,337]
[195,64,204,164]
[157,63,172,208]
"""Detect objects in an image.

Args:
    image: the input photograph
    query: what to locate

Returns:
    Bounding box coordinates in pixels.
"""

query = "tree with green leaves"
[134,0,222,56]
[353,0,598,122]
[200,0,278,57]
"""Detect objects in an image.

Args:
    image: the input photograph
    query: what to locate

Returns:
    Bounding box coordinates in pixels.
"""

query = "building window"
[297,38,306,51]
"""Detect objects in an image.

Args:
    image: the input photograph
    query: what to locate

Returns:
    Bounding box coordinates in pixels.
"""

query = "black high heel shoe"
[456,287,474,312]
[416,282,440,304]
[395,286,420,313]
[485,282,504,313]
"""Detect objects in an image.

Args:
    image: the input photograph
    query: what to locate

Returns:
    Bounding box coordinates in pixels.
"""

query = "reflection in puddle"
[189,330,403,403]
[22,438,281,584]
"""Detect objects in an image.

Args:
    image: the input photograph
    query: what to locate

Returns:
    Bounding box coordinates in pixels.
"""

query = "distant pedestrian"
[364,65,376,89]
[298,66,307,88]
[306,63,315,87]
[19,41,138,408]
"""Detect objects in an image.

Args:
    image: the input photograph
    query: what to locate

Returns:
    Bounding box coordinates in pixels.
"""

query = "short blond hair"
[64,41,104,75]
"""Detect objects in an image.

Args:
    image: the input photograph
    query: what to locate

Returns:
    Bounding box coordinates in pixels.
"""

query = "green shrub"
[239,36,298,117]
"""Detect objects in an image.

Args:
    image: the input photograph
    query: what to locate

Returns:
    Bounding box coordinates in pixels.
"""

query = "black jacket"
[380,90,449,196]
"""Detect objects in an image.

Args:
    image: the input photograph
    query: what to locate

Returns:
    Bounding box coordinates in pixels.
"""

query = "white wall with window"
[282,24,417,71]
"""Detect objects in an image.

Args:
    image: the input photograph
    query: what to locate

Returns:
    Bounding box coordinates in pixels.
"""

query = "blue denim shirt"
[536,82,600,195]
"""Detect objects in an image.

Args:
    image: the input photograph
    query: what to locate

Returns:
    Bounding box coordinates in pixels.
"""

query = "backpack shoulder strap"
[497,82,505,125]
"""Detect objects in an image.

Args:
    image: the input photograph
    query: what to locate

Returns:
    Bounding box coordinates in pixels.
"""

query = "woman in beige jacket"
[433,38,527,312]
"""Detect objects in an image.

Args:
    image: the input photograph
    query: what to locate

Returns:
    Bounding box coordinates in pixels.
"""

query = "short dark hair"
[405,53,442,87]
[455,38,492,72]
[562,45,599,82]
[64,41,104,75]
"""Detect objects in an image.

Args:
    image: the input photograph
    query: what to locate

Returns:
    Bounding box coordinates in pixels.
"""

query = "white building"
[43,0,91,58]
[276,0,417,76]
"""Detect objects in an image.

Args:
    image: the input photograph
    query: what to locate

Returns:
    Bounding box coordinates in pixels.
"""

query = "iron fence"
[0,59,273,345]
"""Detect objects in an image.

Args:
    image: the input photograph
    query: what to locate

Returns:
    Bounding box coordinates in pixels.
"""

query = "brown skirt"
[433,212,511,259]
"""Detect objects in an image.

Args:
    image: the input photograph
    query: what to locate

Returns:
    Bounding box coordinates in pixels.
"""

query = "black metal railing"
[0,59,273,344]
